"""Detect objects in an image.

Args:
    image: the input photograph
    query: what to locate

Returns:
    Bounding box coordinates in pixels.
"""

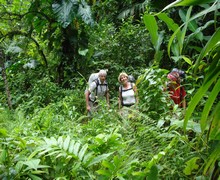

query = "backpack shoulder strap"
[93,79,99,96]
[119,85,123,106]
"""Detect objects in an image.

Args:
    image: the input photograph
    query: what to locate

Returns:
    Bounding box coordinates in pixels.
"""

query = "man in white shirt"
[85,70,109,115]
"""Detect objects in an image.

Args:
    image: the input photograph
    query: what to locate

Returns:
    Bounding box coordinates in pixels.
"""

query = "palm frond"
[52,0,79,28]
[78,0,94,25]
[117,1,149,19]
[32,136,112,168]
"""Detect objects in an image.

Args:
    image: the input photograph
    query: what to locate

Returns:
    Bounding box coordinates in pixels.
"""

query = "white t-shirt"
[89,78,108,102]
[120,83,136,106]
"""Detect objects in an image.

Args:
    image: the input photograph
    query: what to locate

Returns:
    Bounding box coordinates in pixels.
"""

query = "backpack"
[87,73,108,102]
[128,75,135,83]
[171,68,185,79]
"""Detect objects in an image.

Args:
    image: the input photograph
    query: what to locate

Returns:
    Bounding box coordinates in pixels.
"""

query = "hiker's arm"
[133,84,139,104]
[85,90,91,111]
[118,88,122,109]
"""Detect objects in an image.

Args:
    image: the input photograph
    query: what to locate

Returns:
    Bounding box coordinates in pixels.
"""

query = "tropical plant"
[146,0,220,178]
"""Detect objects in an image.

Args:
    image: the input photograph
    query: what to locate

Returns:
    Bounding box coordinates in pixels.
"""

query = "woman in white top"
[118,72,138,109]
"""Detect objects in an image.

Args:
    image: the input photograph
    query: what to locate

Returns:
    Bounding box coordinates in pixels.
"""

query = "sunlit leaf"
[87,152,113,167]
[23,159,40,170]
[143,14,158,48]
[0,128,7,137]
[183,157,200,175]
[78,144,88,161]
[162,0,216,11]
[63,136,70,151]
[182,56,192,65]
[102,160,115,171]
[73,142,80,156]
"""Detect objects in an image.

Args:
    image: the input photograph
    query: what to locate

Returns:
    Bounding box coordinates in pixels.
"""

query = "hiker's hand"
[87,105,91,112]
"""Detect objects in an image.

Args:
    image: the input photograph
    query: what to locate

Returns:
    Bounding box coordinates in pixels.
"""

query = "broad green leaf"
[166,2,220,57]
[15,161,24,173]
[168,30,180,57]
[78,1,94,25]
[183,157,200,175]
[143,14,158,48]
[0,149,7,163]
[52,0,79,28]
[147,165,158,180]
[96,169,112,176]
[87,152,113,167]
[186,20,214,42]
[78,49,88,56]
[194,28,220,73]
[23,159,40,170]
[187,1,220,25]
[157,12,179,31]
[179,9,203,41]
[184,70,219,131]
[28,174,42,180]
[200,78,220,132]
[102,160,115,171]
[0,128,7,137]
[157,12,181,40]
[113,155,121,169]
[182,56,192,65]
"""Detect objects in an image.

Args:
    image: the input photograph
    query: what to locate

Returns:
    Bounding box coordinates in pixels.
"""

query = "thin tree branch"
[2,30,48,67]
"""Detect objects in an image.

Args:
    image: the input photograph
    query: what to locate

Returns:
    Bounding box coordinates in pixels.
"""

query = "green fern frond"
[34,136,112,168]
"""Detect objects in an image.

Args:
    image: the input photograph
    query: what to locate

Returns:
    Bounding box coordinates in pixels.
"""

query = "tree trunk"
[0,50,12,109]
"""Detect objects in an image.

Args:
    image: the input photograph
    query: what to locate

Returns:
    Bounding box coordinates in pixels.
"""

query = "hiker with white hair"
[85,70,109,115]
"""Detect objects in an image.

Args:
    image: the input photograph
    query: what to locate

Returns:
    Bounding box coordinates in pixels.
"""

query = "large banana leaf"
[184,51,220,132]
[143,14,158,49]
[52,0,79,28]
[178,9,203,41]
[164,0,220,57]
[143,14,163,63]
[52,0,93,28]
[194,28,220,73]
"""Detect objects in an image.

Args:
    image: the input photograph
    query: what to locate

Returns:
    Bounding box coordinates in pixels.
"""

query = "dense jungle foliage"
[0,0,220,179]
